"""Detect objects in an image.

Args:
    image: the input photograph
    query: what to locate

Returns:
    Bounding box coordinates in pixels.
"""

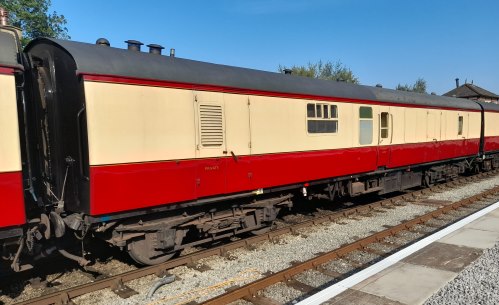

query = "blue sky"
[51,0,499,95]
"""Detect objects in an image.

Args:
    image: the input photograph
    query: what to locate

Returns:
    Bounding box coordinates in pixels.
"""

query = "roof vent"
[170,48,175,57]
[0,7,8,26]
[455,78,460,88]
[96,38,110,47]
[283,69,292,75]
[147,44,164,55]
[125,40,143,52]
[375,84,383,88]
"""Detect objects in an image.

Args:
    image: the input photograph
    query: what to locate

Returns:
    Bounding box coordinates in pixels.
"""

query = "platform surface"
[323,207,499,305]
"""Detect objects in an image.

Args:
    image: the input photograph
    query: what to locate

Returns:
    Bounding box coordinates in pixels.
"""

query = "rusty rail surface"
[201,184,499,305]
[15,170,499,305]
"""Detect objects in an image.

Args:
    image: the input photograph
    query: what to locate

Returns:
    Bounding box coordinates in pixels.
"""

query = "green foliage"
[278,60,359,84]
[396,78,427,94]
[0,0,69,46]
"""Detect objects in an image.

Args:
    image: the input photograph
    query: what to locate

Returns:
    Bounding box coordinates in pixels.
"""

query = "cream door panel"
[378,105,391,145]
[224,94,251,156]
[194,91,226,159]
[0,74,21,172]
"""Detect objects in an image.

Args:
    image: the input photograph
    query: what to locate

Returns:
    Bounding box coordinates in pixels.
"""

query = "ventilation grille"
[199,104,223,147]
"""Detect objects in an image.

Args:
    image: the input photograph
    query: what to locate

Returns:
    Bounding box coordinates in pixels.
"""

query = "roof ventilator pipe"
[170,48,175,57]
[455,78,460,88]
[283,69,292,75]
[147,44,164,55]
[375,84,383,88]
[0,7,8,26]
[125,40,143,52]
[96,38,110,47]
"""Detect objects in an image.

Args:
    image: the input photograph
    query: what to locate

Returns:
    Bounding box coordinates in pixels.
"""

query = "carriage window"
[458,116,463,136]
[380,112,389,139]
[360,107,373,119]
[331,105,337,118]
[307,103,338,134]
[316,104,322,118]
[359,106,373,145]
[307,104,315,118]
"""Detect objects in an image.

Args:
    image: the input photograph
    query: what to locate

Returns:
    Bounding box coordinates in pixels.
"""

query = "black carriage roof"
[0,30,22,69]
[477,101,499,112]
[26,37,493,112]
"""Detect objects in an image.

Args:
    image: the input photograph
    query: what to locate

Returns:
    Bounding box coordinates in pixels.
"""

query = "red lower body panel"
[90,139,480,216]
[0,171,25,228]
[90,147,378,215]
[389,139,479,168]
[484,136,499,152]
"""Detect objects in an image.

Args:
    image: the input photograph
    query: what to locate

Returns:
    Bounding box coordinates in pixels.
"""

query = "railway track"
[10,169,499,305]
[202,185,499,305]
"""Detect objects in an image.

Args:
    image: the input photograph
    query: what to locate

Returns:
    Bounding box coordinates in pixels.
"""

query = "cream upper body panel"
[467,111,482,139]
[403,108,480,143]
[484,112,499,137]
[84,81,196,166]
[84,80,483,166]
[223,93,251,156]
[386,106,403,145]
[249,97,372,154]
[0,74,22,173]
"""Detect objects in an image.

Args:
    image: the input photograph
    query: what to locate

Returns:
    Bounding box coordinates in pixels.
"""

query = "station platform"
[297,202,499,305]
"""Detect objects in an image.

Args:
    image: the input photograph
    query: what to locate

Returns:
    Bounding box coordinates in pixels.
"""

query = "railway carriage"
[481,103,499,162]
[2,0,499,271]
[20,37,498,265]
[0,29,26,243]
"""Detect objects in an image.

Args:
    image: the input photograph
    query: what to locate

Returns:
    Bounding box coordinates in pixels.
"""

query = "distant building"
[443,79,499,104]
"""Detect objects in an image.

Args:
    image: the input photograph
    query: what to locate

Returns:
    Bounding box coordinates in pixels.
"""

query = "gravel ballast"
[428,175,499,202]
[0,255,137,304]
[294,269,333,288]
[424,241,499,305]
[81,203,434,305]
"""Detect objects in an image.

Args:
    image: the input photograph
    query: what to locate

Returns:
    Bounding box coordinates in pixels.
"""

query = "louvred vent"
[199,104,223,147]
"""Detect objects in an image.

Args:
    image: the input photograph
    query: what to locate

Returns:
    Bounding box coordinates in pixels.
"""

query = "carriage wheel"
[127,236,177,265]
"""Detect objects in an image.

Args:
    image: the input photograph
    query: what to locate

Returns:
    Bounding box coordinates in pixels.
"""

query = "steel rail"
[201,184,499,305]
[14,169,499,305]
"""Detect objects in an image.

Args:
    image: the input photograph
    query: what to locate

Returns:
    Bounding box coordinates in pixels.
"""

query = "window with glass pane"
[360,106,373,119]
[307,103,339,134]
[307,104,315,118]
[380,112,389,139]
[458,116,463,135]
[316,104,322,118]
[331,105,338,118]
[359,106,373,144]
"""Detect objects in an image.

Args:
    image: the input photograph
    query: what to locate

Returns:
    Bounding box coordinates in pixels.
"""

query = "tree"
[0,0,69,46]
[278,60,359,84]
[396,78,427,94]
